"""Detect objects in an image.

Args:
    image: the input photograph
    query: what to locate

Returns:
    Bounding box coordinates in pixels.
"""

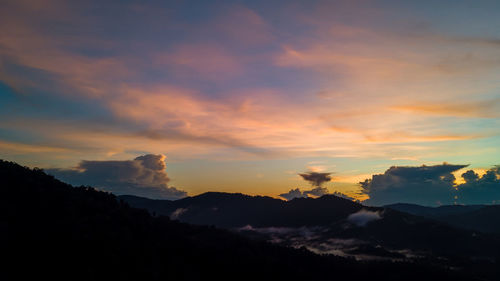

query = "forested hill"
[0,160,484,281]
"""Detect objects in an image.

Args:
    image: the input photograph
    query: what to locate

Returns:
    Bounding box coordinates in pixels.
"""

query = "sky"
[0,0,499,205]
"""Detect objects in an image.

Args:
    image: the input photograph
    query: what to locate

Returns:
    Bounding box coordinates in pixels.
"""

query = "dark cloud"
[47,154,187,200]
[280,171,351,201]
[361,163,500,206]
[461,169,479,183]
[457,166,500,204]
[299,172,332,187]
[360,163,468,206]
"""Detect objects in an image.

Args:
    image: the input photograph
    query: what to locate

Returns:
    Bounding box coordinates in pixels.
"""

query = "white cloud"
[347,209,382,226]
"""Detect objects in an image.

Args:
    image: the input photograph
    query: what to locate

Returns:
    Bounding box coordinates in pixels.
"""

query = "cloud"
[304,187,330,197]
[47,154,187,200]
[280,170,357,201]
[457,166,500,204]
[212,5,273,46]
[391,99,500,118]
[279,186,344,201]
[1,0,493,166]
[170,208,188,220]
[347,209,382,227]
[278,188,357,201]
[360,163,468,206]
[361,131,476,144]
[237,225,297,235]
[279,188,309,200]
[299,172,332,187]
[156,44,244,81]
[361,164,500,206]
[331,191,356,201]
[1,0,499,186]
[0,140,71,153]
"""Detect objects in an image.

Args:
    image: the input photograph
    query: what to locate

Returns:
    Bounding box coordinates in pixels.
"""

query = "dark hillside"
[0,160,490,280]
[120,191,366,227]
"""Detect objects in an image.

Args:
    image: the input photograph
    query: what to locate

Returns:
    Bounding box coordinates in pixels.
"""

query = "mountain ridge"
[119,191,500,261]
[3,159,489,280]
[120,191,367,228]
[385,203,500,233]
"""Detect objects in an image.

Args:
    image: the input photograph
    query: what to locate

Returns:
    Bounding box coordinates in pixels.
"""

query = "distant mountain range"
[119,192,500,262]
[386,203,500,233]
[121,192,500,237]
[2,159,499,280]
[119,192,365,227]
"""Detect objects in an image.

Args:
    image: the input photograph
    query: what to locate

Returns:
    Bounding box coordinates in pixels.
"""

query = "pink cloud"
[156,44,244,81]
[213,5,273,46]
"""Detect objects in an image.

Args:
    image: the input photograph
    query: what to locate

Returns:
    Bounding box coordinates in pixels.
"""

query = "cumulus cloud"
[279,188,309,200]
[279,187,355,201]
[279,170,353,201]
[299,172,332,187]
[360,163,468,206]
[47,154,187,200]
[331,191,356,201]
[347,209,382,226]
[278,186,331,200]
[457,166,500,204]
[304,187,330,197]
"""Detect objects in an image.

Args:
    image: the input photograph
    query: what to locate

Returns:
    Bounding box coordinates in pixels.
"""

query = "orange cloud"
[361,132,476,144]
[392,99,500,118]
[0,140,71,153]
[0,19,130,98]
[0,1,495,167]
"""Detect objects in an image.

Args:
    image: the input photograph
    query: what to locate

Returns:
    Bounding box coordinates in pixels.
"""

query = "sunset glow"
[1,0,499,202]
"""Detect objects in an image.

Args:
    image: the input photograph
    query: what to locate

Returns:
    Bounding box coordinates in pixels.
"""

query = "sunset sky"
[1,0,499,203]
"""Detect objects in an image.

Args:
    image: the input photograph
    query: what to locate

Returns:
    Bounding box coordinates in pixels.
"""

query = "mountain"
[120,192,365,227]
[3,159,487,281]
[385,203,485,218]
[386,203,500,233]
[120,193,500,262]
[445,205,500,233]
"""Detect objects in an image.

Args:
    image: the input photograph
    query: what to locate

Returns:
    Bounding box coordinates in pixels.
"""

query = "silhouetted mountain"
[121,192,365,227]
[386,203,500,233]
[444,205,500,233]
[120,192,500,262]
[4,159,490,280]
[385,203,484,218]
